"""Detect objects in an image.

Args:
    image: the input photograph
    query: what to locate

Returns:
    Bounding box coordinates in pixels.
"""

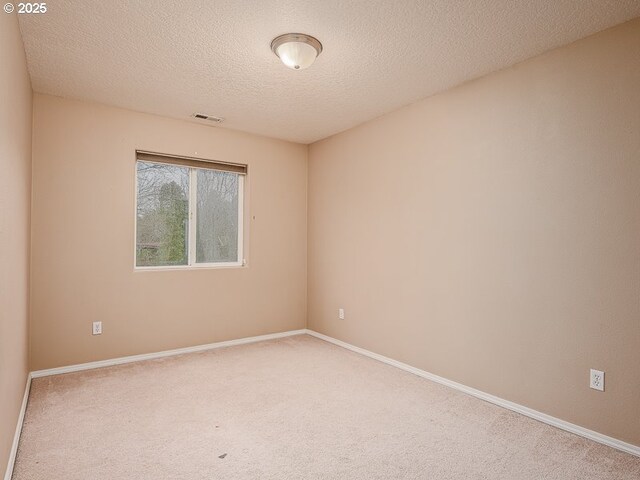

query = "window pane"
[136,162,189,266]
[196,170,239,263]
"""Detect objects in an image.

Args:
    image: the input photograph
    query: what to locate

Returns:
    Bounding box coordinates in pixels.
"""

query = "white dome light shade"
[271,33,322,70]
[276,41,318,70]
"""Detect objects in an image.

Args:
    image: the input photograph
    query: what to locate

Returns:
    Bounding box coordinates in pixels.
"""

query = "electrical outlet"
[338,308,345,320]
[590,369,604,391]
[92,321,102,335]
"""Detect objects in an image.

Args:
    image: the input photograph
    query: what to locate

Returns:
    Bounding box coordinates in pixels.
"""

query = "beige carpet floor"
[12,334,640,479]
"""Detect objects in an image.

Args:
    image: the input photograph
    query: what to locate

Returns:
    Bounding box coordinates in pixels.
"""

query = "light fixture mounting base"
[270,33,323,58]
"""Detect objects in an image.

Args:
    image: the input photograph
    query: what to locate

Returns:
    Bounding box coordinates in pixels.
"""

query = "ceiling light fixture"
[271,33,323,70]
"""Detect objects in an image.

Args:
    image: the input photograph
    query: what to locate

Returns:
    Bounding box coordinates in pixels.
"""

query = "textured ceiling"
[18,1,640,144]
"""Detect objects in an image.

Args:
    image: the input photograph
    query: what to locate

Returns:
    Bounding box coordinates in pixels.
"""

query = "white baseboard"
[305,329,640,458]
[3,374,31,480]
[30,329,307,378]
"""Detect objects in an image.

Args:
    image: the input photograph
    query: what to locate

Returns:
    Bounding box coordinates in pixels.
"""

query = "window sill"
[134,262,245,272]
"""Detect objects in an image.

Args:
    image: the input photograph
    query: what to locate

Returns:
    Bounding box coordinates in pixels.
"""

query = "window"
[135,151,245,268]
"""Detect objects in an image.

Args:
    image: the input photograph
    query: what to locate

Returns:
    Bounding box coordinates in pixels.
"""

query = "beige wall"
[0,13,32,479]
[30,94,307,370]
[308,19,640,446]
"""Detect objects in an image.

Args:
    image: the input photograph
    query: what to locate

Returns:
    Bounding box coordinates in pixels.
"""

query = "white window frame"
[134,160,245,271]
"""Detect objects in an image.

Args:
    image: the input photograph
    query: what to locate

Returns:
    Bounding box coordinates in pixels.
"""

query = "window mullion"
[188,168,197,265]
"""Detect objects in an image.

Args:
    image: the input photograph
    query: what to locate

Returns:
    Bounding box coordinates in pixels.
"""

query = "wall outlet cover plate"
[590,369,604,391]
[92,321,102,335]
